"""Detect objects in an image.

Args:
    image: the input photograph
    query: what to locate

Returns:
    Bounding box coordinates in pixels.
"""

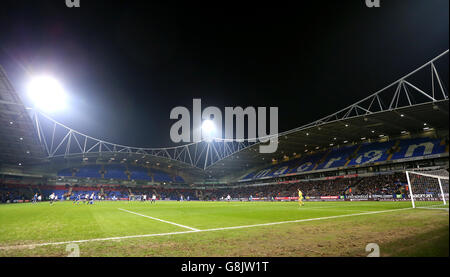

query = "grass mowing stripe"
[201,207,414,232]
[294,205,373,213]
[0,230,200,250]
[0,207,413,250]
[117,208,200,231]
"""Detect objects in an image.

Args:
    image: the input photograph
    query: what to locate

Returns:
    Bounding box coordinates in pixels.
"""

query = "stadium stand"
[315,144,358,170]
[390,137,447,161]
[128,165,151,181]
[204,172,409,200]
[174,175,185,183]
[104,165,128,180]
[242,137,448,181]
[1,171,412,203]
[347,140,395,166]
[151,169,173,183]
[131,187,198,200]
[57,168,74,177]
[56,164,186,184]
[75,165,102,178]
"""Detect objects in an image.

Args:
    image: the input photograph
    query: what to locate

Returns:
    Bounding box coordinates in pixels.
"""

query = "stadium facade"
[0,51,448,201]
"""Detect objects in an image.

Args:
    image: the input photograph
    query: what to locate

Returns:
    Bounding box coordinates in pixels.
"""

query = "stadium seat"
[241,137,448,181]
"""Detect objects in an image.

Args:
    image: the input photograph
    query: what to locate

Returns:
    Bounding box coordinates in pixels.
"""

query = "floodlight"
[202,120,215,135]
[27,76,67,112]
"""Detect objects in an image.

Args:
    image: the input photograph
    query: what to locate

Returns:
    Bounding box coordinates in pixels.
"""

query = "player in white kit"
[49,193,55,205]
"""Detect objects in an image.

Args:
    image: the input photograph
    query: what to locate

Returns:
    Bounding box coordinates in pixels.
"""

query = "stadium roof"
[204,99,449,178]
[0,51,448,181]
[27,98,447,181]
[0,66,46,167]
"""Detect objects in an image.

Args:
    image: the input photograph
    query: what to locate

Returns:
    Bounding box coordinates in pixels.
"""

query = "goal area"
[406,169,449,210]
[129,195,147,201]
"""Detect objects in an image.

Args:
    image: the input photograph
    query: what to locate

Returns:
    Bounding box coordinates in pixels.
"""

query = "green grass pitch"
[0,200,448,257]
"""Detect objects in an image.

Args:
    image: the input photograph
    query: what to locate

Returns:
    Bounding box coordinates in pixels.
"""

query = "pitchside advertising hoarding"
[243,195,404,202]
[346,194,403,201]
[319,196,340,199]
[218,194,414,202]
[267,194,407,202]
[411,193,449,200]
[272,196,341,201]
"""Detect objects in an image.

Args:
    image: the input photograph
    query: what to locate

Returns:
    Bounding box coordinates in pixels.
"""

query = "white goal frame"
[129,195,148,201]
[406,170,449,209]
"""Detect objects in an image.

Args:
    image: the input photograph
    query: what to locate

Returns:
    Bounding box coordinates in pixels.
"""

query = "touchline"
[170,99,279,153]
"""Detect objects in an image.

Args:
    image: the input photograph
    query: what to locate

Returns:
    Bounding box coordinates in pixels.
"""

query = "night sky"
[0,0,448,148]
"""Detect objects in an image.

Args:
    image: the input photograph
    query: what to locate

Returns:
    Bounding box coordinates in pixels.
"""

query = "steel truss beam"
[31,50,448,170]
[33,111,258,170]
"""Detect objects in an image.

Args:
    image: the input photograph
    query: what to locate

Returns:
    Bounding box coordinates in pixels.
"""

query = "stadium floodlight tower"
[27,75,67,112]
[406,169,449,210]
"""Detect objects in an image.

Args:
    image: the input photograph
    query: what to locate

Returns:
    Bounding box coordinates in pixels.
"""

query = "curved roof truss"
[30,50,449,170]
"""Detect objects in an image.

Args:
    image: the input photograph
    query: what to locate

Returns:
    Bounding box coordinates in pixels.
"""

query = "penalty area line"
[0,207,413,250]
[118,208,200,231]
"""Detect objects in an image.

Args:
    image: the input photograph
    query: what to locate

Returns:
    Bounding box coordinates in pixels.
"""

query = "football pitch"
[0,200,448,257]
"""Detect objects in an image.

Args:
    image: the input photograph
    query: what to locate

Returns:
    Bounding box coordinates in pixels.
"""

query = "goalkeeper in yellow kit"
[298,189,304,206]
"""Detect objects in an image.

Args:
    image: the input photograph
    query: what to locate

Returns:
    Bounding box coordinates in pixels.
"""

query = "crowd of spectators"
[0,185,33,203]
[131,187,199,200]
[0,172,411,203]
[207,173,407,199]
[351,173,406,195]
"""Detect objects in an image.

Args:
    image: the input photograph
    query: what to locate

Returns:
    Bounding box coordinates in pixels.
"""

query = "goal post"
[405,169,449,209]
[129,195,147,201]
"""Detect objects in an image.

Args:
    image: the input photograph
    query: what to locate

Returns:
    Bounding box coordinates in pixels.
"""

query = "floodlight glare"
[27,76,67,112]
[202,120,216,140]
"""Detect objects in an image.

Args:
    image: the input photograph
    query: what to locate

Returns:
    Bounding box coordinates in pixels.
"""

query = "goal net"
[406,169,449,209]
[129,195,147,201]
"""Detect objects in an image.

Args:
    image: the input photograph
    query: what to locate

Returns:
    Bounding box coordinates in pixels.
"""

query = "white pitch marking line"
[0,207,415,250]
[202,207,415,232]
[0,230,200,250]
[117,208,200,231]
[417,207,449,211]
[299,207,371,213]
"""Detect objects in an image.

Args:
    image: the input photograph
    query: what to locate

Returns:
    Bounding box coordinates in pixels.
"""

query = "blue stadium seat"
[152,169,172,182]
[347,141,395,166]
[390,138,446,161]
[241,137,448,181]
[288,151,327,174]
[128,166,151,181]
[104,165,128,180]
[76,165,102,178]
[57,168,73,177]
[174,176,185,183]
[315,145,358,170]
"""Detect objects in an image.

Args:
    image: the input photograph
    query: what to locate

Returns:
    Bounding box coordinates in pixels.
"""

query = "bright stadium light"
[202,119,216,141]
[27,76,67,112]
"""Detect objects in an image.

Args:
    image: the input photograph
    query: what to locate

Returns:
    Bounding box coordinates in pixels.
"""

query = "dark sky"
[0,0,448,148]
